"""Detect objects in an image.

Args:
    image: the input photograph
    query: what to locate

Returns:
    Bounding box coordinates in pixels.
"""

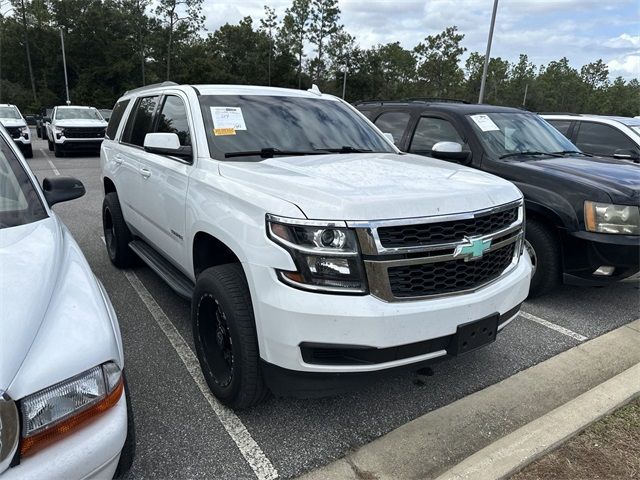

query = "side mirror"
[144,132,192,160]
[613,149,640,162]
[42,176,85,206]
[43,117,51,123]
[432,141,471,164]
[383,132,395,144]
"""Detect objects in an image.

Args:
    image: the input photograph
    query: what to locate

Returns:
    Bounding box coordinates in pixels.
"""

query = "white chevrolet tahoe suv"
[45,105,107,157]
[0,104,32,158]
[101,82,532,408]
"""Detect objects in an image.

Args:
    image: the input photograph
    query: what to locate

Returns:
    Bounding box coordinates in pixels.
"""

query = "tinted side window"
[156,96,191,146]
[122,96,159,147]
[547,119,572,138]
[575,122,636,157]
[374,111,411,146]
[106,99,130,140]
[410,117,465,154]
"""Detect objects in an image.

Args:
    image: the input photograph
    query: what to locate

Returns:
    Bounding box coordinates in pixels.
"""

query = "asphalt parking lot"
[25,134,640,480]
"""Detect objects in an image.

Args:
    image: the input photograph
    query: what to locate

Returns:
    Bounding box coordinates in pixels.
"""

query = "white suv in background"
[542,113,640,162]
[101,82,532,409]
[45,105,108,157]
[0,104,32,158]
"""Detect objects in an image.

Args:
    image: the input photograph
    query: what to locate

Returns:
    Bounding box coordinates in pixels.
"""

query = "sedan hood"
[0,219,62,394]
[54,119,107,128]
[219,153,521,220]
[518,156,640,203]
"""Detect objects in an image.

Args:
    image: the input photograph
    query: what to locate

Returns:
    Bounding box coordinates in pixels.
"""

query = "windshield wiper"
[314,146,373,154]
[499,151,563,159]
[549,150,593,157]
[224,148,326,159]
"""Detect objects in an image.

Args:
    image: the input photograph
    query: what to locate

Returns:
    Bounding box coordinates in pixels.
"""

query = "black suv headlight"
[266,215,367,294]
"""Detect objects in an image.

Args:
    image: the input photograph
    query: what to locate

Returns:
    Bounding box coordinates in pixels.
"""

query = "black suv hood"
[517,156,640,204]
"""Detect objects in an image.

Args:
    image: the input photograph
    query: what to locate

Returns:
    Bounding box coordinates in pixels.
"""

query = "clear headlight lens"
[267,215,367,293]
[19,126,29,137]
[584,201,640,235]
[19,362,123,457]
[54,126,65,135]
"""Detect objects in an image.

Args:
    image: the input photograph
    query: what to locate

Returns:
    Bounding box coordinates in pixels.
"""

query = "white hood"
[0,119,27,128]
[219,153,522,220]
[0,217,123,398]
[54,119,107,128]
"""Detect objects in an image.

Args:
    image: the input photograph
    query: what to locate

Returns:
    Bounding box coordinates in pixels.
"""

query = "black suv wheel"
[525,218,561,297]
[102,192,135,268]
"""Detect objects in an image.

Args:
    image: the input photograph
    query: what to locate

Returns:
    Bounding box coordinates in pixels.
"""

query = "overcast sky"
[201,0,639,80]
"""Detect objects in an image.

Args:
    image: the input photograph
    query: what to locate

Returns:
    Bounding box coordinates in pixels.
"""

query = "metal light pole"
[478,0,499,104]
[342,64,348,99]
[60,29,70,105]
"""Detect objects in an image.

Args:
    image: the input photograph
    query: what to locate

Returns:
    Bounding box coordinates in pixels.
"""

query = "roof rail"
[537,112,582,116]
[124,81,179,96]
[353,97,469,106]
[353,99,410,106]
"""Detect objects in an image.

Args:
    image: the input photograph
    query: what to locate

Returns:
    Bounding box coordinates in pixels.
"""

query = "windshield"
[0,137,47,228]
[0,106,21,120]
[467,112,578,159]
[198,95,395,160]
[55,108,103,120]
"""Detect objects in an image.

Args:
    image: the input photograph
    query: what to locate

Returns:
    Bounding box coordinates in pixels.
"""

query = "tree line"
[0,0,638,116]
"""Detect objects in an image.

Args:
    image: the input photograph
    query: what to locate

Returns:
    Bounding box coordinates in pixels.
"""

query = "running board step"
[129,239,195,299]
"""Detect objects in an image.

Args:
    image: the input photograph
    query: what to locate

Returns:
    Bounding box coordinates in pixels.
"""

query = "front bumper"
[562,230,640,285]
[55,137,104,149]
[2,394,127,480]
[247,250,532,376]
[12,136,30,146]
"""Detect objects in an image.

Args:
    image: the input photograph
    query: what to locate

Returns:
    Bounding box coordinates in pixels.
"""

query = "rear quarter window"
[106,99,131,140]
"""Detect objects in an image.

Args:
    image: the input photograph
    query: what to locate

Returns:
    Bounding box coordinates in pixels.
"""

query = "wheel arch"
[192,231,244,279]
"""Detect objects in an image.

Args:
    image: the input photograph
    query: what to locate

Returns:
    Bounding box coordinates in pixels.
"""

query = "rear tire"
[525,218,561,298]
[192,264,268,409]
[102,192,135,268]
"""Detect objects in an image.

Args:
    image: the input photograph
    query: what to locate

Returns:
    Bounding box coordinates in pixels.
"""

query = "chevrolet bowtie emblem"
[453,236,492,261]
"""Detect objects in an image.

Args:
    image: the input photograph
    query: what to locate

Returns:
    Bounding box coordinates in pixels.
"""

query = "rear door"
[573,121,639,158]
[133,93,194,270]
[408,115,471,161]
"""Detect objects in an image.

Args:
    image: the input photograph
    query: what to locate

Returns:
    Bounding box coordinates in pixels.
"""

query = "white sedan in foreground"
[0,126,133,479]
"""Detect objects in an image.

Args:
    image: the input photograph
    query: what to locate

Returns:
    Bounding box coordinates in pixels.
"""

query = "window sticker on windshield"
[470,114,500,132]
[211,107,247,136]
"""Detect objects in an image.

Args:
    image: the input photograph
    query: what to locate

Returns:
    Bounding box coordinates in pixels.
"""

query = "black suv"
[356,100,640,297]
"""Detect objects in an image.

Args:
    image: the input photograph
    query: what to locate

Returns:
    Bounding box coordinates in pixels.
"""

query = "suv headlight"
[19,362,123,457]
[19,126,29,138]
[584,201,640,235]
[54,126,65,135]
[267,215,367,293]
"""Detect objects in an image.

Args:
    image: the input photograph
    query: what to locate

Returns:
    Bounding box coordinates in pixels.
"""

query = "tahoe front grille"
[387,243,515,298]
[5,127,21,139]
[64,127,105,139]
[377,207,518,248]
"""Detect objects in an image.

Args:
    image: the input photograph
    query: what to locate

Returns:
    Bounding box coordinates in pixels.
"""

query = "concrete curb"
[298,319,640,480]
[435,362,640,480]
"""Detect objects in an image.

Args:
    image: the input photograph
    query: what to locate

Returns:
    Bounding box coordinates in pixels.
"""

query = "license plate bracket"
[450,314,499,355]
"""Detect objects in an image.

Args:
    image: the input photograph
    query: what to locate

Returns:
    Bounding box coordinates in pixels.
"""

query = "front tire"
[102,192,135,268]
[525,218,561,298]
[47,138,53,151]
[54,143,65,157]
[23,145,33,158]
[192,264,268,409]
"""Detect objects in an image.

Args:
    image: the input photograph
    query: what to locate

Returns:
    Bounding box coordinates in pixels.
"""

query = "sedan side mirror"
[432,141,471,164]
[613,149,640,162]
[144,132,192,160]
[42,176,85,207]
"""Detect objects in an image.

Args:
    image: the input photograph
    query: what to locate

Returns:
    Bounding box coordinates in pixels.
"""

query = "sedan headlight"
[267,215,367,293]
[584,201,640,235]
[19,362,123,457]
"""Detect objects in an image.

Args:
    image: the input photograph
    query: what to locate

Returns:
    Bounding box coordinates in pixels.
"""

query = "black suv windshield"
[467,112,578,159]
[0,137,47,228]
[0,107,21,119]
[55,108,103,120]
[199,95,395,160]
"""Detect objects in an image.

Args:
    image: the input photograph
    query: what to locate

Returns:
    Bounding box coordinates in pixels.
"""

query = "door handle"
[140,167,151,179]
[114,154,123,165]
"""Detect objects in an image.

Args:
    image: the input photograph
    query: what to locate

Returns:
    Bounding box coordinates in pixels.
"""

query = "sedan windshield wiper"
[549,150,593,157]
[224,148,326,159]
[499,151,563,159]
[314,146,373,154]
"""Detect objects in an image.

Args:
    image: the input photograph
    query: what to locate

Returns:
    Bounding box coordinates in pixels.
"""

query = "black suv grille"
[387,243,515,298]
[378,207,518,248]
[5,127,21,139]
[64,127,105,139]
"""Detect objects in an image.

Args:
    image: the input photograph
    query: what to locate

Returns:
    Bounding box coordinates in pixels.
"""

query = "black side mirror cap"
[613,149,640,162]
[432,150,472,165]
[42,176,86,206]
[144,145,193,161]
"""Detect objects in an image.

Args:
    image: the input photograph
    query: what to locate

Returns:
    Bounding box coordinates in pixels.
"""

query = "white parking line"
[117,264,278,478]
[519,311,588,342]
[39,148,60,175]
